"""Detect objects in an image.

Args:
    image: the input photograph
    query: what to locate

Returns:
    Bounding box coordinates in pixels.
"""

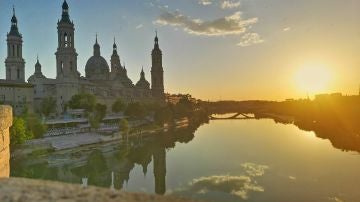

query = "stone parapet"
[0,105,12,178]
[0,178,201,202]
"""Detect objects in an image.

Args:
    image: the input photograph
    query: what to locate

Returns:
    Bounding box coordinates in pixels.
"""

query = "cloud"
[283,27,291,31]
[198,0,212,6]
[136,24,144,29]
[328,197,344,202]
[288,176,297,180]
[221,0,241,9]
[241,162,269,176]
[171,163,269,200]
[237,33,264,47]
[155,10,258,37]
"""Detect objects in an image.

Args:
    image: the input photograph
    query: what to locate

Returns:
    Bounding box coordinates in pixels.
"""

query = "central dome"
[85,56,109,80]
[85,37,109,80]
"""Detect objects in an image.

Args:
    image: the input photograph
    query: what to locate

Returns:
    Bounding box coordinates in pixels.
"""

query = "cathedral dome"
[85,56,109,80]
[136,68,150,89]
[85,36,110,80]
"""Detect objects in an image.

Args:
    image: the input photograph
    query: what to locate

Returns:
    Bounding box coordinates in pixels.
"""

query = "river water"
[10,119,360,202]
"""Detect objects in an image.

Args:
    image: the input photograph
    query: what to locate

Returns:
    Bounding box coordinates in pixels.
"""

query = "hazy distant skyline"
[0,0,359,101]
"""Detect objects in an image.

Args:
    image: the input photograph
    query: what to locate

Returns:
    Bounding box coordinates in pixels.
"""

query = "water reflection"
[265,115,360,153]
[9,118,360,201]
[172,163,269,201]
[10,121,201,195]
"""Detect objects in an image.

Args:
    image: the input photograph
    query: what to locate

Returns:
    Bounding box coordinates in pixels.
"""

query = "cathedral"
[0,1,165,115]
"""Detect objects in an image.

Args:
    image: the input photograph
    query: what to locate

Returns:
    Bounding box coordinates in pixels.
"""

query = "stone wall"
[0,105,12,178]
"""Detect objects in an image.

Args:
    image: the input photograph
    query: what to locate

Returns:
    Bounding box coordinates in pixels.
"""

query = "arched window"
[17,69,20,79]
[61,61,64,72]
[70,61,73,71]
[64,33,68,47]
[12,45,15,57]
[69,34,72,47]
[17,45,20,57]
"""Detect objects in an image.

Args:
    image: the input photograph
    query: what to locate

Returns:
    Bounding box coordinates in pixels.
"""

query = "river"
[10,119,360,202]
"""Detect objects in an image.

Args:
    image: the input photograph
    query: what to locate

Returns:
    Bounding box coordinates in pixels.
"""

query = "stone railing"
[0,105,12,178]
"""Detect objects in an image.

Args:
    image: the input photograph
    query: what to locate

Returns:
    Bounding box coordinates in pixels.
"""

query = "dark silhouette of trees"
[112,98,126,113]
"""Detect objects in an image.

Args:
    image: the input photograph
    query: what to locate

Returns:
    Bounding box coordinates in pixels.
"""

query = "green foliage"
[95,103,107,120]
[119,119,129,133]
[88,103,107,129]
[124,102,147,118]
[154,106,173,124]
[88,115,100,129]
[173,96,195,118]
[67,93,96,112]
[112,98,126,113]
[41,97,57,117]
[26,114,47,139]
[10,113,48,146]
[10,117,32,146]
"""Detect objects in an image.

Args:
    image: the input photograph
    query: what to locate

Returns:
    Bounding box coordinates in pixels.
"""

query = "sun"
[295,63,332,94]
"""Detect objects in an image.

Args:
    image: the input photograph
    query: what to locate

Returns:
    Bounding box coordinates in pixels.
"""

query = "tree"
[26,115,47,139]
[174,96,195,118]
[41,97,57,117]
[10,117,32,146]
[119,119,130,140]
[154,106,173,124]
[67,93,96,112]
[88,104,107,130]
[124,102,146,119]
[112,99,126,113]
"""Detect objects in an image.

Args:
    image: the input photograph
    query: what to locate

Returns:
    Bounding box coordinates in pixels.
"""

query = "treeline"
[203,96,360,152]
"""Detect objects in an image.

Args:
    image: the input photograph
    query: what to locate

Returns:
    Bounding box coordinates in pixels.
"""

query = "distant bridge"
[210,113,255,120]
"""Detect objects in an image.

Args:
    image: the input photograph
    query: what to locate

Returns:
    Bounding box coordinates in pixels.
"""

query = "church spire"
[35,55,42,75]
[9,6,21,37]
[154,30,159,49]
[60,0,71,23]
[113,37,118,54]
[94,34,101,56]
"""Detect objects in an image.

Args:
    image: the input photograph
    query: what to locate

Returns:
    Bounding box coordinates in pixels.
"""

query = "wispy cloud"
[136,24,144,29]
[283,27,291,32]
[198,0,212,6]
[221,0,241,9]
[237,33,264,47]
[171,162,269,200]
[155,10,258,36]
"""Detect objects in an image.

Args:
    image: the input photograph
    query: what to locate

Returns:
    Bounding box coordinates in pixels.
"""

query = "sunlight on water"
[11,119,360,202]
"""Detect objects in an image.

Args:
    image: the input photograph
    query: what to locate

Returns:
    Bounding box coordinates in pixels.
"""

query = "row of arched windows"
[7,44,21,57]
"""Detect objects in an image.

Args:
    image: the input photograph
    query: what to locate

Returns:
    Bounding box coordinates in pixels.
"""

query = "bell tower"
[55,0,79,79]
[151,32,165,99]
[5,7,25,82]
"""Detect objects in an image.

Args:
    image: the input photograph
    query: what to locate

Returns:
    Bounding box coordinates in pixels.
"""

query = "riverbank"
[0,178,202,202]
[11,118,190,157]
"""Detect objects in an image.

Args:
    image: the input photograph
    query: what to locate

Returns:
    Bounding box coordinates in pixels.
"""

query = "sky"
[0,0,359,101]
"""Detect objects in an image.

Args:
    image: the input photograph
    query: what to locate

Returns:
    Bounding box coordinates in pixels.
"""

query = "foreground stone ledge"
[0,178,201,202]
[0,105,12,178]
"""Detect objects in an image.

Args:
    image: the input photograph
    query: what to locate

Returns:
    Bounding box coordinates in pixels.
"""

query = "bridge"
[210,113,255,120]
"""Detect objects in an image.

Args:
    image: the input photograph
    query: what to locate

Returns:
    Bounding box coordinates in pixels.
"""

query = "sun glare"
[295,63,332,94]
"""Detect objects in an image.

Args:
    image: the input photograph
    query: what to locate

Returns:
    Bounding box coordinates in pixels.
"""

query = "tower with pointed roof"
[111,37,122,74]
[55,0,78,79]
[5,6,25,82]
[151,32,165,99]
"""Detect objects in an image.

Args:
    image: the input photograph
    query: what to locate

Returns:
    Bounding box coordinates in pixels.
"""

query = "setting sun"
[295,63,333,94]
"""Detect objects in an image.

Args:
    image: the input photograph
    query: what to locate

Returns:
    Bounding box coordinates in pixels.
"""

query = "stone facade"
[1,1,166,116]
[0,105,12,178]
[26,0,165,114]
[0,8,33,116]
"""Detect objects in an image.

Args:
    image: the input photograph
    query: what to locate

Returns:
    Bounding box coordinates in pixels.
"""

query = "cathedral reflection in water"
[10,122,200,195]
